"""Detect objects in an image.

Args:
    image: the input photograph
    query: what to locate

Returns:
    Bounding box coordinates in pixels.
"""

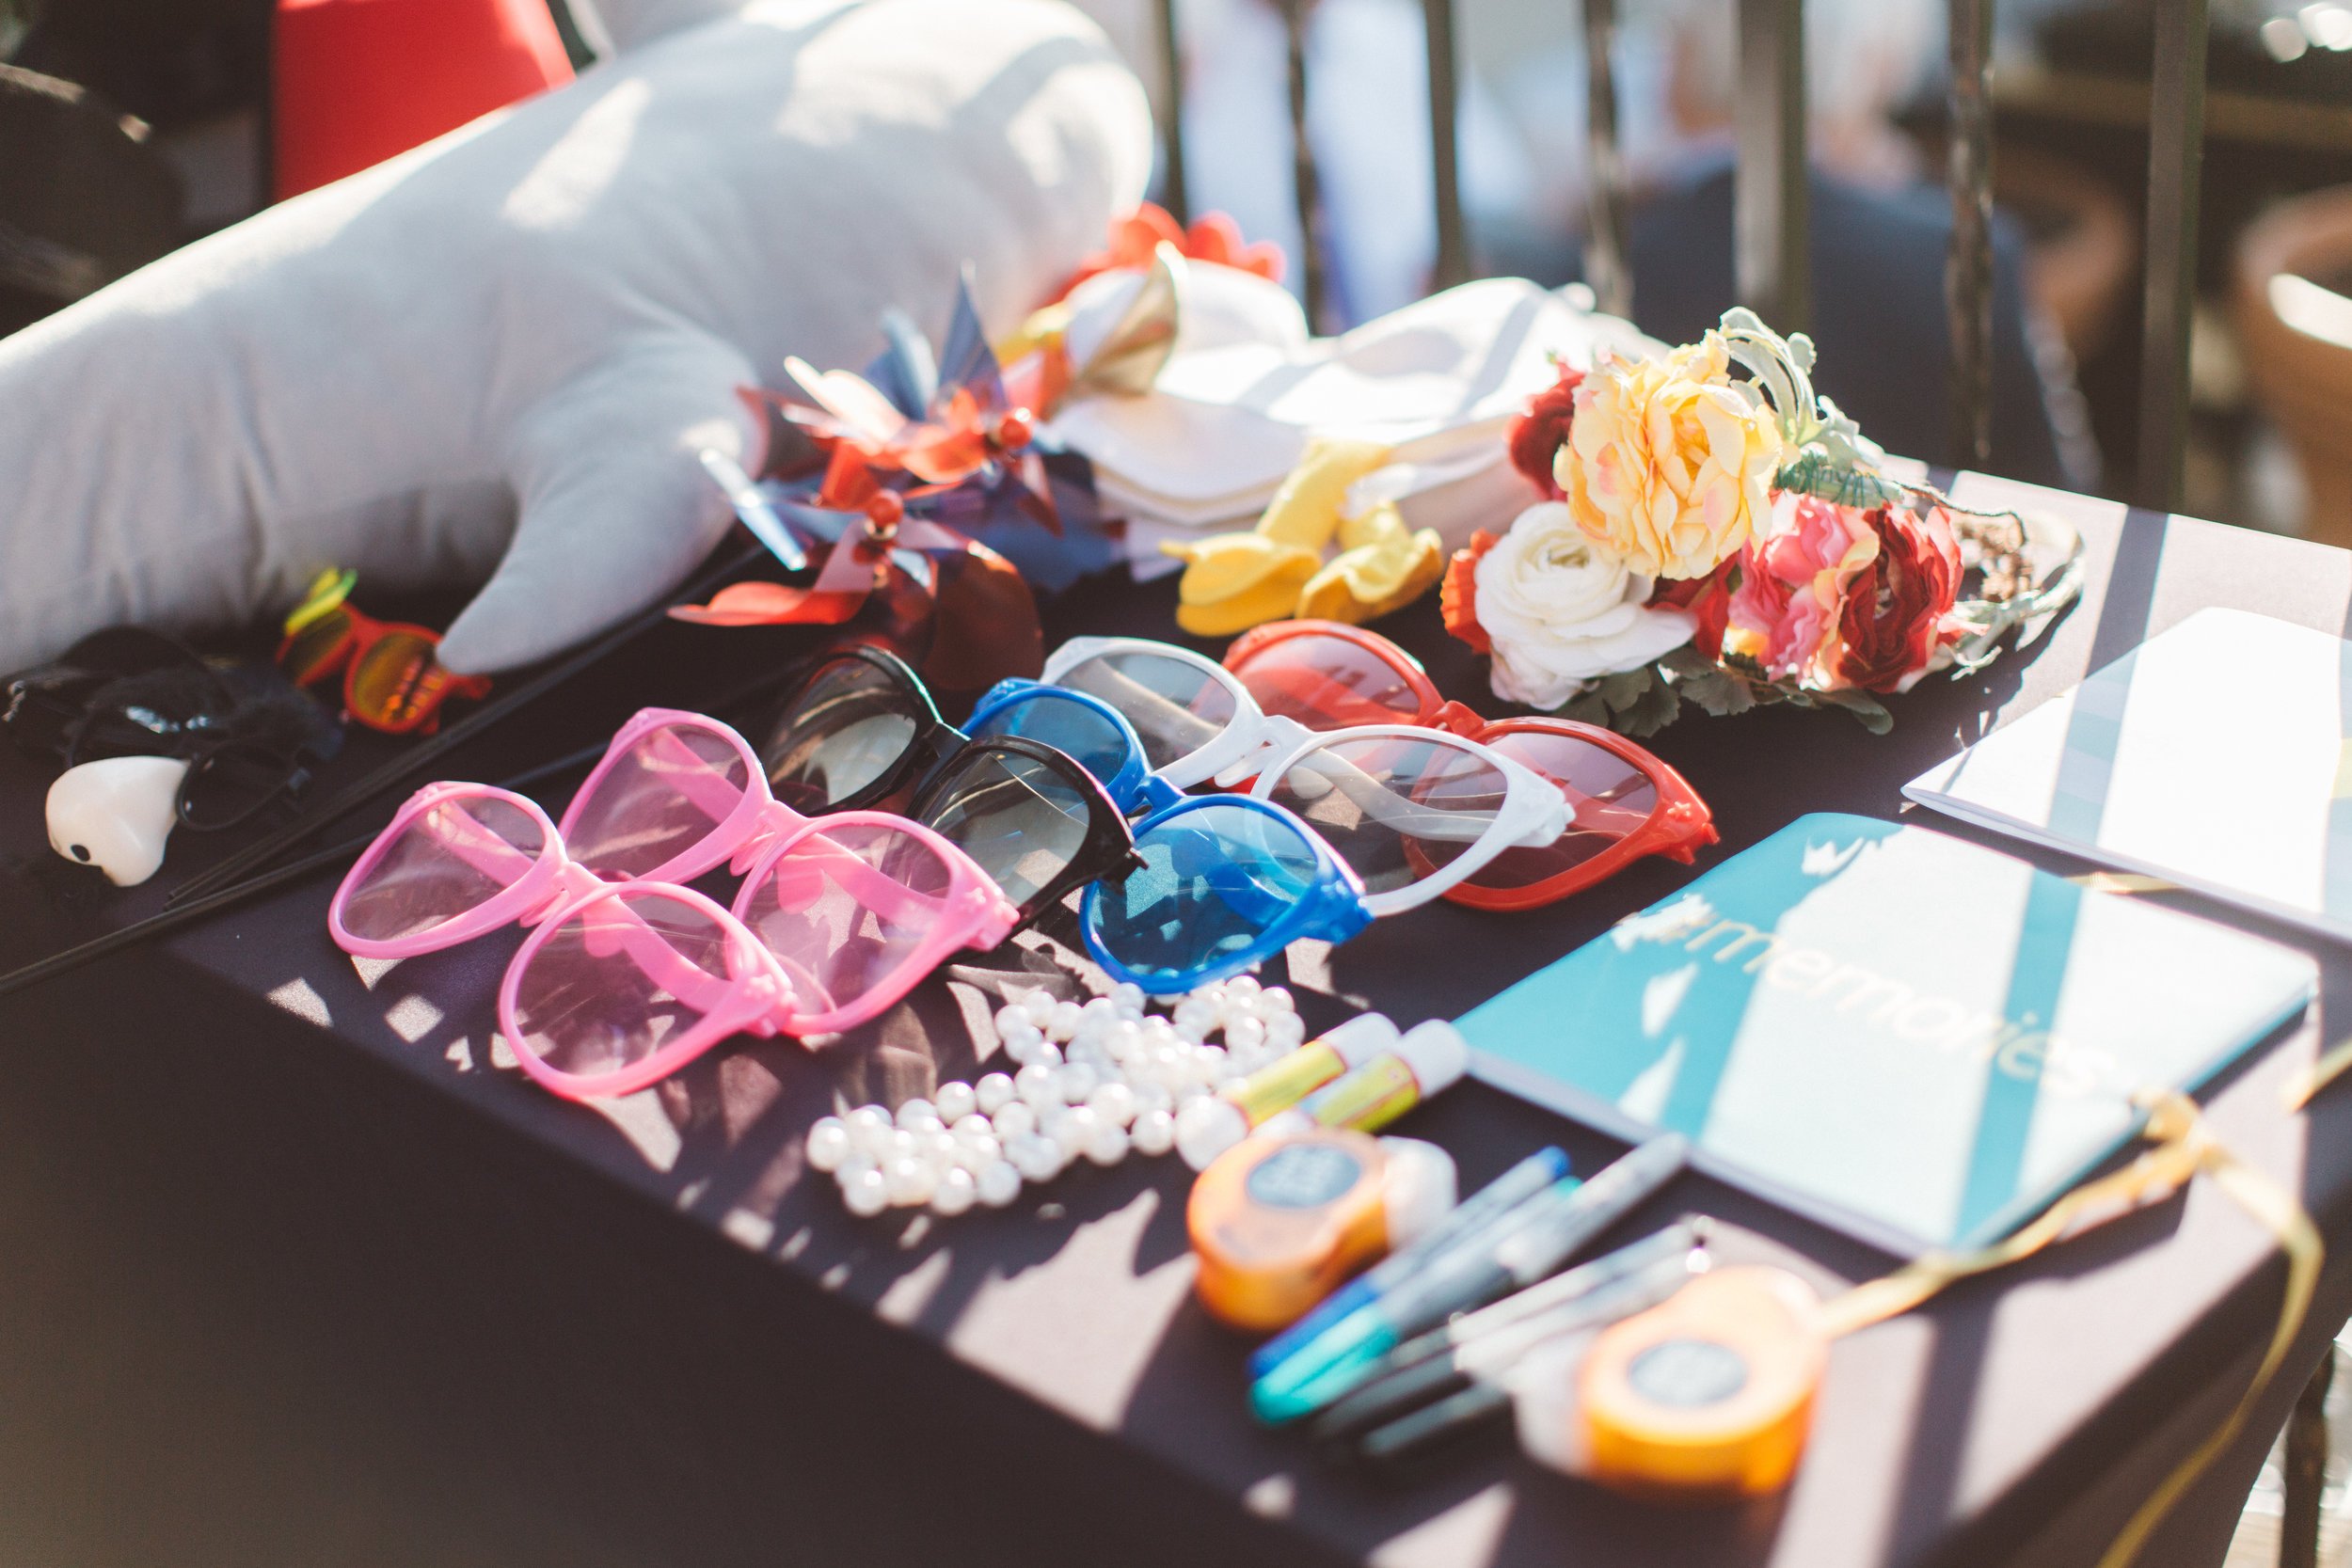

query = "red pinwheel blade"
[668,580,866,626]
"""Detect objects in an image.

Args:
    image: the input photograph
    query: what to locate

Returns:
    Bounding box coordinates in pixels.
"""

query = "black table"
[4,472,2350,1568]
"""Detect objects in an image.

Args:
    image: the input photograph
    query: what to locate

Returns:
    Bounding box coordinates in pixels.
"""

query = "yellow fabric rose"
[1561,336,1784,580]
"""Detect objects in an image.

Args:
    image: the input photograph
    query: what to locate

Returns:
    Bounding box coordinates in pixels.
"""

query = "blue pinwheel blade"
[865,310,937,420]
[934,266,1007,418]
[699,449,809,572]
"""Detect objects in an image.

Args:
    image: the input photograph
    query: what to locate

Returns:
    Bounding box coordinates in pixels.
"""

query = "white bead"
[895,1098,938,1131]
[1225,1017,1267,1053]
[804,1117,851,1172]
[1087,1081,1137,1128]
[899,1113,946,1140]
[1267,1011,1307,1048]
[930,1166,977,1216]
[1102,1020,1145,1063]
[845,1105,896,1158]
[1132,1082,1174,1117]
[1227,974,1261,1001]
[1172,1000,1215,1037]
[992,1101,1038,1140]
[884,1128,919,1162]
[1031,1041,1064,1070]
[1131,1107,1177,1156]
[1020,990,1057,1025]
[1174,1080,1211,1105]
[975,1072,1016,1116]
[1009,1133,1062,1182]
[1085,1118,1130,1166]
[1046,1001,1085,1041]
[1262,986,1296,1014]
[994,1004,1031,1037]
[953,1132,1002,1173]
[1056,1063,1100,1105]
[1052,1105,1102,1160]
[1194,1045,1229,1084]
[952,1113,993,1143]
[1081,996,1119,1023]
[1040,1103,1078,1147]
[883,1156,936,1208]
[930,1083,972,1125]
[977,1159,1022,1207]
[1015,1063,1059,1109]
[1112,982,1147,1016]
[924,1131,961,1170]
[840,1164,890,1216]
[1064,1035,1108,1069]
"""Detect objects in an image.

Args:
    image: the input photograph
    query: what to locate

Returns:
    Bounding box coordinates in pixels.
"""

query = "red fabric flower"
[1054,203,1287,301]
[1652,565,1737,661]
[1506,364,1584,501]
[1830,504,1964,694]
[1440,530,1500,654]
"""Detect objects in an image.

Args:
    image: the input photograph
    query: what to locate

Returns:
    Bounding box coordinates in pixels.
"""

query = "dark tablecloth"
[4,472,2351,1568]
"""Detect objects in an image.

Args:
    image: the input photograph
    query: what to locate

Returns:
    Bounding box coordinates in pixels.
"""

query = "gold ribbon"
[1818,1090,2320,1568]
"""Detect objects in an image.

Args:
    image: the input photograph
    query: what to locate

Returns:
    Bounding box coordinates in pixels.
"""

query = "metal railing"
[1146,0,2213,512]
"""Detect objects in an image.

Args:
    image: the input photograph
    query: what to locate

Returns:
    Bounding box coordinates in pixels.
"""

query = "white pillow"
[0,0,1150,674]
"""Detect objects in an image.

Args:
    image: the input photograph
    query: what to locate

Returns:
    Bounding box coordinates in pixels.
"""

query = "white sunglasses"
[1041,635,1327,790]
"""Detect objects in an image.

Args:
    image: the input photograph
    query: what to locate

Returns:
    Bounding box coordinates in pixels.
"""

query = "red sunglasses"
[1222,620,1717,911]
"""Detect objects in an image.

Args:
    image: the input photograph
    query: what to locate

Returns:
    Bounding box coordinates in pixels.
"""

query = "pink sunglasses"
[328,709,1019,1099]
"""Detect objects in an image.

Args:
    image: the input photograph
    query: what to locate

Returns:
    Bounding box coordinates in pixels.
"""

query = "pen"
[1309,1224,1708,1447]
[1250,1133,1689,1422]
[1248,1145,1570,1382]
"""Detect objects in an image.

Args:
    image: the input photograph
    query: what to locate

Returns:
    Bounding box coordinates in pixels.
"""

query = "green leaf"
[1613,671,1685,736]
[1812,688,1895,735]
[1673,665,1760,719]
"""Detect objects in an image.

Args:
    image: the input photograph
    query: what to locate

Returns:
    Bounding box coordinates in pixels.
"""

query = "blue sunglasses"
[1081,796,1373,994]
[969,677,1181,817]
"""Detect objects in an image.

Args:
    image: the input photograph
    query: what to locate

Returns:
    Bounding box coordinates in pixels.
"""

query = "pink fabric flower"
[1720,494,1881,686]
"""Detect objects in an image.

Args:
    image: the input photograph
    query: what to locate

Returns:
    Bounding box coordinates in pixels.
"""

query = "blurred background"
[0,0,2345,533]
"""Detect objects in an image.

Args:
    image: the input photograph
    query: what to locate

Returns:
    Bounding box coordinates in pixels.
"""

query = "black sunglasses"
[906,736,1143,928]
[735,646,1141,926]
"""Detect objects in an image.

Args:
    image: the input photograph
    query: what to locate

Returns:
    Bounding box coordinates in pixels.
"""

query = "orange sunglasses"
[1222,619,1717,911]
[276,569,490,736]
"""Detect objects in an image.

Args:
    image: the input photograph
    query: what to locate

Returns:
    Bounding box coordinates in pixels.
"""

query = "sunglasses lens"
[1052,650,1235,771]
[966,692,1133,784]
[915,749,1095,911]
[1262,736,1509,895]
[564,720,751,880]
[1465,732,1658,888]
[1087,802,1319,986]
[348,628,443,728]
[1230,631,1426,729]
[341,793,548,943]
[737,821,958,1020]
[759,657,925,811]
[279,610,354,686]
[508,886,742,1086]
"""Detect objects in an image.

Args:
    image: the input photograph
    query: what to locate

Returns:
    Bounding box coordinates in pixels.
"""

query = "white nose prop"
[46,754,191,886]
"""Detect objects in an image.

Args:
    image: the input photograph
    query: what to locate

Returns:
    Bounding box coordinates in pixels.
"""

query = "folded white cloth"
[1045,277,1656,569]
[0,0,1150,674]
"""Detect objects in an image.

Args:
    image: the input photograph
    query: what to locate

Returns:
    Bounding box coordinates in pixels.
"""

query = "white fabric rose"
[1473,502,1698,709]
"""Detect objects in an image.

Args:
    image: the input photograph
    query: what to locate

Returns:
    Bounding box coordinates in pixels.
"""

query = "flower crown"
[1441,309,2083,735]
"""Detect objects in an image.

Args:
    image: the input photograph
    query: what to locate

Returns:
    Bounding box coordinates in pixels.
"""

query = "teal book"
[1458,814,2318,1255]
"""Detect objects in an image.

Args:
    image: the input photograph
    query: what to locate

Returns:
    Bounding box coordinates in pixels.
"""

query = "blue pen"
[1248,1146,1570,1382]
[1250,1134,1690,1423]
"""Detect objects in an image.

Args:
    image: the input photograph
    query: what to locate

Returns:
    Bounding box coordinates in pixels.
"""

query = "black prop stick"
[165,538,770,909]
[0,736,615,1000]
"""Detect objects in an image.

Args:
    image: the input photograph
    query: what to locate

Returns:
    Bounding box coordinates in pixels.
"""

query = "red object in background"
[271,0,573,199]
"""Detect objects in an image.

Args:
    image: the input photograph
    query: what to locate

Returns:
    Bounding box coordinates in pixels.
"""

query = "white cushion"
[0,0,1150,674]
